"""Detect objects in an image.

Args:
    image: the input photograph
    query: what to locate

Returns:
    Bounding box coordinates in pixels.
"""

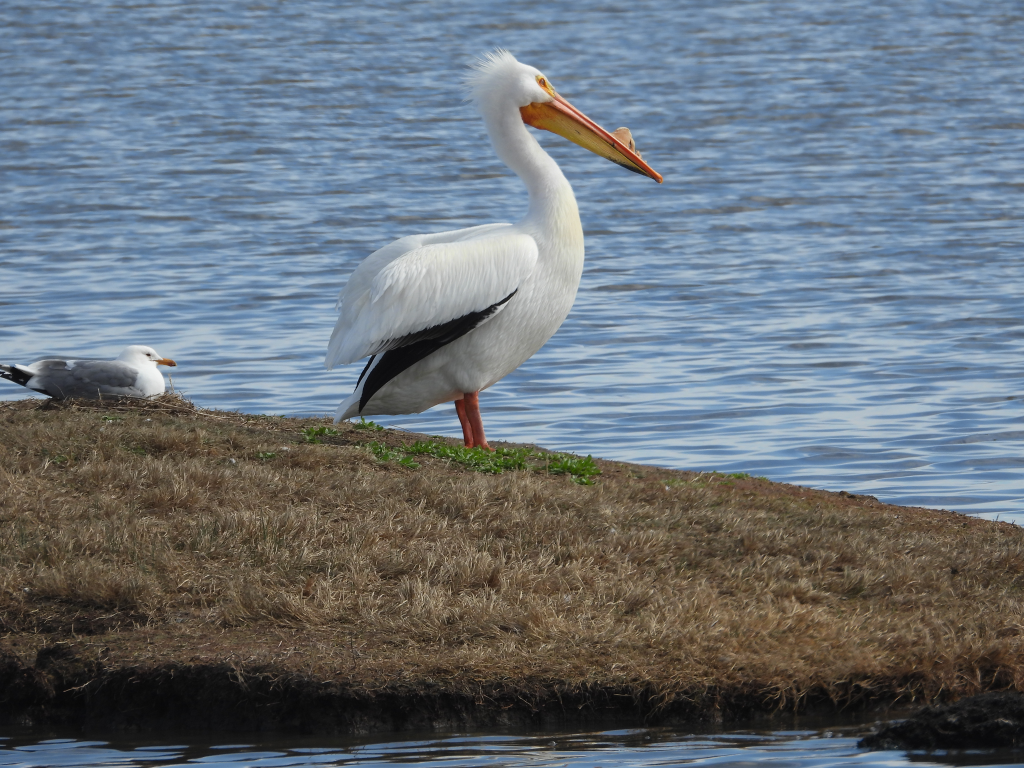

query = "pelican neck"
[482,106,576,226]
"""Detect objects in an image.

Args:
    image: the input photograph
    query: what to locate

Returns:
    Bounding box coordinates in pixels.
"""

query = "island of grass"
[1,395,1022,735]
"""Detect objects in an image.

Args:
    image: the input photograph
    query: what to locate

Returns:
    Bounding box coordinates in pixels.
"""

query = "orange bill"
[520,92,662,183]
[157,358,177,367]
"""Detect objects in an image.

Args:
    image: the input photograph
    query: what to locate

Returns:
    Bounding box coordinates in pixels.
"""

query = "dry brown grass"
[2,394,1024,720]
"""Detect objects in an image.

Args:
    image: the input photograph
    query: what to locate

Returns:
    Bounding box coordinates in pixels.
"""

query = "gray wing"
[30,359,144,399]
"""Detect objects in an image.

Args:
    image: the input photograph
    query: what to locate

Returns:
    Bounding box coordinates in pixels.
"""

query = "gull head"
[118,345,177,367]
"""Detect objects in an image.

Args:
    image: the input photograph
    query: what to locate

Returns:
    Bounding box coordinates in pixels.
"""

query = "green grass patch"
[354,417,384,432]
[368,441,419,468]
[302,426,339,444]
[405,441,532,474]
[543,453,601,485]
[368,439,600,484]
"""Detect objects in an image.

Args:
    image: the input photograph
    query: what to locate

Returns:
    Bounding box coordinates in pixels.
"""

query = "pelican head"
[467,49,662,183]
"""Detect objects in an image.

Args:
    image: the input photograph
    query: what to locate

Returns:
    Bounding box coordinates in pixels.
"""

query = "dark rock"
[860,691,1024,750]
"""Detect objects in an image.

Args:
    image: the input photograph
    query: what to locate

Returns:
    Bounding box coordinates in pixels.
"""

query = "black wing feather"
[1,365,33,388]
[359,290,517,412]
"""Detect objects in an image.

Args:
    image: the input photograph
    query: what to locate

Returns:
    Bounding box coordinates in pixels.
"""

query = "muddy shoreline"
[0,645,894,735]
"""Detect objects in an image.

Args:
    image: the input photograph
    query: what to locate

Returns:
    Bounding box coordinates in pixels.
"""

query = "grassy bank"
[2,395,1023,733]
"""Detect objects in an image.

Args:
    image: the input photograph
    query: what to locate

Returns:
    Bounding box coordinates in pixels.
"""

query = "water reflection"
[2,726,1023,768]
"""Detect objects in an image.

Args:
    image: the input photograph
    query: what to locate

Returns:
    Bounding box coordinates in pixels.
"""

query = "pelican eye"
[536,75,554,95]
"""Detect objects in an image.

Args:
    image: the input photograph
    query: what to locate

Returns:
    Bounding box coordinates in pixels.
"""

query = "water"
[3,726,1024,768]
[2,0,1022,519]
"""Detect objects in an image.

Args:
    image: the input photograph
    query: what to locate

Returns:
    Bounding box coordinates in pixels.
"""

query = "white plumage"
[327,226,538,365]
[326,50,661,449]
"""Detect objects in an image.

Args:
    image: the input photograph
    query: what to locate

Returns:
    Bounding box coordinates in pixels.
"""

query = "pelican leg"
[454,397,474,447]
[463,391,492,451]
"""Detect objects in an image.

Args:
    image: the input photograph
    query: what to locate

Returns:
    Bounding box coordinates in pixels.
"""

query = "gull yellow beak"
[520,92,663,183]
[157,358,177,367]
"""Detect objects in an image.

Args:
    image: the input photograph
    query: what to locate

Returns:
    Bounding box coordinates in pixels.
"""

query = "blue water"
[3,725,1024,768]
[2,0,1022,520]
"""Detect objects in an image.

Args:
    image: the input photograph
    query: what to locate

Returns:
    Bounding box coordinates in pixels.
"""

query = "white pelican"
[0,345,177,399]
[326,50,661,449]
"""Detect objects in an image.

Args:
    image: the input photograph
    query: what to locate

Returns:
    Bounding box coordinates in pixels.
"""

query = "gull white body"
[0,345,176,400]
[326,50,661,447]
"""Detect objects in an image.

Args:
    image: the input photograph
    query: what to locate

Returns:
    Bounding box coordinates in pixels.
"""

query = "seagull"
[326,49,661,449]
[1,345,177,400]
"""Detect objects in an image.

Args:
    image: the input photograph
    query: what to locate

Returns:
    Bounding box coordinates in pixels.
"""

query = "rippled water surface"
[2,0,1022,518]
[3,726,1024,768]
